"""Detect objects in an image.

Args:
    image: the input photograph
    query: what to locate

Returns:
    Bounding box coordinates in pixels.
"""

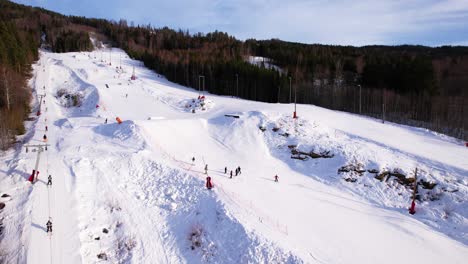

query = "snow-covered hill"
[0,48,467,264]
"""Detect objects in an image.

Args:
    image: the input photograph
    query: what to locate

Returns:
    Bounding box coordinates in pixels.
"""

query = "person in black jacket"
[46,219,52,233]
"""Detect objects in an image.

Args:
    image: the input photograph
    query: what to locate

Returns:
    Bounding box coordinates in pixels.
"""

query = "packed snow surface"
[0,48,467,264]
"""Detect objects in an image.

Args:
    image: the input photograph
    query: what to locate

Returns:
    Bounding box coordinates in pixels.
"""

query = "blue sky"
[12,0,468,46]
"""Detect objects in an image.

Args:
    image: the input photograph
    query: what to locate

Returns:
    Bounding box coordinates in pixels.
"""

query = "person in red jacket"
[206,176,213,189]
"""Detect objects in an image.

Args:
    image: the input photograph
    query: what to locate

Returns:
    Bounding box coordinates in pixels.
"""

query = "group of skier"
[224,166,241,179]
[198,156,281,190]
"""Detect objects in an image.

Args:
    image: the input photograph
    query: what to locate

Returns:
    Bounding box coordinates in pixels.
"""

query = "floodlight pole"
[199,75,205,95]
[293,80,297,119]
[358,85,362,114]
[236,73,239,98]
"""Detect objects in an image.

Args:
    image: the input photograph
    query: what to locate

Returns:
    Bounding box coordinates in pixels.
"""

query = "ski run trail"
[0,48,467,264]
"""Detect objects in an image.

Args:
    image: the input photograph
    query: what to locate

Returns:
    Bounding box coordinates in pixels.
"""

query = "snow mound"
[93,120,145,148]
[260,112,468,244]
[49,61,99,116]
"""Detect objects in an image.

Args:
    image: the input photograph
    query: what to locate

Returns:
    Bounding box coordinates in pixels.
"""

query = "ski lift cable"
[41,83,54,263]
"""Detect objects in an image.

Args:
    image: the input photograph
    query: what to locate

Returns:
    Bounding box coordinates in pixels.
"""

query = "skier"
[274,175,279,182]
[224,167,227,174]
[104,118,108,124]
[43,134,47,142]
[192,157,195,163]
[204,164,208,174]
[47,175,52,186]
[45,125,48,132]
[206,176,213,190]
[230,170,233,179]
[125,93,128,98]
[235,168,238,176]
[237,166,241,175]
[46,219,52,233]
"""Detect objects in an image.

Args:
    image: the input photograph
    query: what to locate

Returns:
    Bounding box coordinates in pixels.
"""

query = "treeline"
[248,39,468,139]
[51,30,92,53]
[0,16,38,149]
[68,16,285,102]
[0,0,93,149]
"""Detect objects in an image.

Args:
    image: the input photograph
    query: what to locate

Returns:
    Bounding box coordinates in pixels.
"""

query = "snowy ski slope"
[0,48,467,263]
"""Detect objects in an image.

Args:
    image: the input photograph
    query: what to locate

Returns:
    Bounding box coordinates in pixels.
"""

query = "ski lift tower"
[131,66,137,80]
[36,93,46,116]
[24,143,49,183]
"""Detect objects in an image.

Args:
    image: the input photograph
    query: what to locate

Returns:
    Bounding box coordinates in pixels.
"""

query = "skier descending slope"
[47,175,52,186]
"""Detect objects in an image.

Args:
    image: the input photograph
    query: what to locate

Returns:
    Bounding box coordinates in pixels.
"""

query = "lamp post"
[199,75,205,96]
[293,81,297,119]
[277,85,280,103]
[236,73,239,98]
[382,89,385,124]
[358,85,362,114]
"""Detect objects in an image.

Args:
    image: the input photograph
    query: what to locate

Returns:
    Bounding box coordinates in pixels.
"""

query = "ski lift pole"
[24,144,49,182]
[37,94,45,116]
